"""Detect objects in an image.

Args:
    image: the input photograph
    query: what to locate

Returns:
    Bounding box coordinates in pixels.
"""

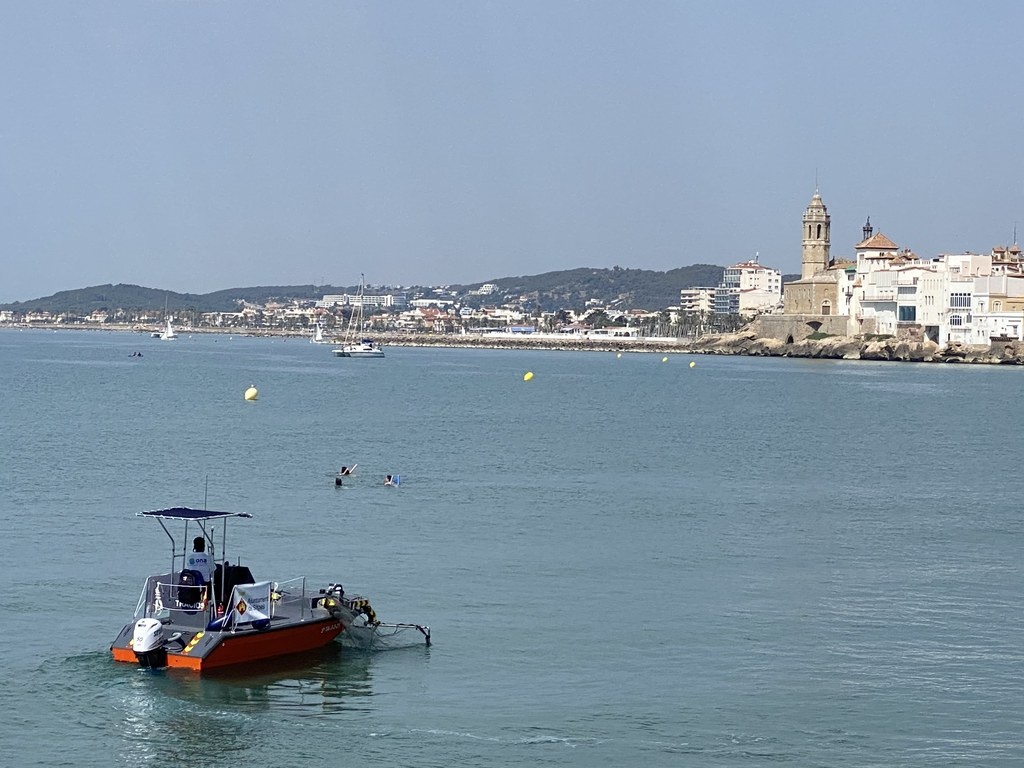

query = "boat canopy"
[139,507,253,522]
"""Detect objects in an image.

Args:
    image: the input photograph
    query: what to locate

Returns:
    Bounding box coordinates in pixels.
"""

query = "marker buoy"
[661,356,668,363]
[244,386,259,401]
[616,352,622,359]
[689,361,696,368]
[523,371,534,382]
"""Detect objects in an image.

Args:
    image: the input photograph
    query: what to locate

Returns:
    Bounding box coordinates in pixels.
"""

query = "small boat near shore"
[110,506,421,672]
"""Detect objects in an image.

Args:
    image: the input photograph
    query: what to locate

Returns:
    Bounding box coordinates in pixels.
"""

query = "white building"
[715,261,782,316]
[678,287,717,315]
[317,292,407,309]
[848,241,1011,343]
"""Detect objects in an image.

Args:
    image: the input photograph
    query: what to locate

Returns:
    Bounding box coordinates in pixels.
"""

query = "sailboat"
[159,316,177,340]
[310,321,329,344]
[333,276,384,358]
[152,298,177,340]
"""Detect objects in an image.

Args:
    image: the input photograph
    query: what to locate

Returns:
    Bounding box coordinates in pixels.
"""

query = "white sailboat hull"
[333,344,385,358]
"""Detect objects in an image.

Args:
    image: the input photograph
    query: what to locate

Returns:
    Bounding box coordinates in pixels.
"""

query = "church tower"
[801,189,831,279]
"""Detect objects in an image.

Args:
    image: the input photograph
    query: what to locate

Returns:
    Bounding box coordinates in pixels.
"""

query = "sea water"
[0,329,1022,767]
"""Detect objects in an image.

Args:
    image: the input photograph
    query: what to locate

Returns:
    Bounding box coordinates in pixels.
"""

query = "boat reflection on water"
[147,644,385,713]
[52,642,430,767]
[108,647,392,763]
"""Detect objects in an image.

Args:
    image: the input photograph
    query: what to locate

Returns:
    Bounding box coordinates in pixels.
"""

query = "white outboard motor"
[133,618,167,669]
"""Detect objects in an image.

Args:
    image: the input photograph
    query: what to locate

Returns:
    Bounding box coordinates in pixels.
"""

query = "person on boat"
[338,466,353,476]
[186,537,214,585]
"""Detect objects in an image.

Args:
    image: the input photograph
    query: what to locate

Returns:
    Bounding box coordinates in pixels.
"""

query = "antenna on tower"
[814,167,818,193]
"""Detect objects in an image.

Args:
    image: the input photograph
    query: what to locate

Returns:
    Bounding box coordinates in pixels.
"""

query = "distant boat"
[333,275,385,358]
[333,338,385,358]
[159,316,177,340]
[310,322,329,344]
[153,297,177,340]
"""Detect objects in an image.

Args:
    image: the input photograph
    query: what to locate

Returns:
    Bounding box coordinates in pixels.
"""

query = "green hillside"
[1,264,750,314]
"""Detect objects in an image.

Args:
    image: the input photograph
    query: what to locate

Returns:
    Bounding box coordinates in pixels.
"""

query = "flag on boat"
[228,581,271,624]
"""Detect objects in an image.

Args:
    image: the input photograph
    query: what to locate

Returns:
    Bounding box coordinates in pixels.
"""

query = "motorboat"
[111,507,367,672]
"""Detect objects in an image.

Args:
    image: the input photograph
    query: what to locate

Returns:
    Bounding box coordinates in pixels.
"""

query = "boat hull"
[333,348,385,358]
[111,616,344,672]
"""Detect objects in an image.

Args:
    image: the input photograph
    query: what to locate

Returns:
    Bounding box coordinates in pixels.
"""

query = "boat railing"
[271,576,308,620]
[134,575,212,626]
[134,574,313,625]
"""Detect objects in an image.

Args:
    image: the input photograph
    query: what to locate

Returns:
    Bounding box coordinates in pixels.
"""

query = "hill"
[0,283,349,315]
[0,264,756,314]
[451,264,726,310]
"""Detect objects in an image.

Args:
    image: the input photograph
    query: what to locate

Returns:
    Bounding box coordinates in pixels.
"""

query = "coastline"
[1,323,693,353]
[6,323,1024,364]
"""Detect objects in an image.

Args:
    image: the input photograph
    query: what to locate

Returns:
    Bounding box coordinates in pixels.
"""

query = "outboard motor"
[133,618,168,669]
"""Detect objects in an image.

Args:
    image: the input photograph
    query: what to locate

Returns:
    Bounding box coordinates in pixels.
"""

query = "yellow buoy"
[616,352,622,359]
[244,386,259,401]
[523,371,534,382]
[661,356,668,363]
[689,361,696,368]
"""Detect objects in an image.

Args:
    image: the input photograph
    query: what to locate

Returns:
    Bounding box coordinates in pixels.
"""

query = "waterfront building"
[783,191,848,315]
[972,271,1024,341]
[850,248,1005,343]
[715,261,782,317]
[678,286,717,315]
[847,227,905,335]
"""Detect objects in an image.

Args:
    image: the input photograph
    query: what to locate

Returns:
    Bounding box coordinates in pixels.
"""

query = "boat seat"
[217,564,256,609]
[177,569,206,610]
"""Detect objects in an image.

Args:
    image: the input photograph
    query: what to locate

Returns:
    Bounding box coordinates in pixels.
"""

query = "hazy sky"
[3,1,1023,303]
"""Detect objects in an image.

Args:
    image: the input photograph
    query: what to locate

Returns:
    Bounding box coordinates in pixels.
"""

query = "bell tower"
[801,189,831,279]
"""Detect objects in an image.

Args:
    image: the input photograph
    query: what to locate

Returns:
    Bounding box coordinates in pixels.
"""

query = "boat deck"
[111,572,347,670]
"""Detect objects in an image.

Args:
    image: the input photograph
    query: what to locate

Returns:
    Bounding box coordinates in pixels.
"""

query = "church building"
[783,190,854,315]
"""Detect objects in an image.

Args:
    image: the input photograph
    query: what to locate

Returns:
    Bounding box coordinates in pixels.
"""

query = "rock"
[861,340,894,361]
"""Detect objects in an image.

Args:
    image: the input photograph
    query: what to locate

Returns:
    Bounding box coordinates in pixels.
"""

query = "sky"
[2,1,1024,303]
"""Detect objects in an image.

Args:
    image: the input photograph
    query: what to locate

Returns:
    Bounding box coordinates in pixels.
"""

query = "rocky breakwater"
[689,331,1024,365]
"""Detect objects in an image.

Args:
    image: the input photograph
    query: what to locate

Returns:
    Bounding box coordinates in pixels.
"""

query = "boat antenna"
[204,474,209,510]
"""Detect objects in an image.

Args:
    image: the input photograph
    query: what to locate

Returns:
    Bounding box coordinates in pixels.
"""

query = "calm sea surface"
[1,328,1022,767]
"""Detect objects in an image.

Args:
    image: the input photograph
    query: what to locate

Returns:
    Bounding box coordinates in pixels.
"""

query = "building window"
[816,224,822,239]
[950,292,971,309]
[898,306,917,322]
[950,314,963,326]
